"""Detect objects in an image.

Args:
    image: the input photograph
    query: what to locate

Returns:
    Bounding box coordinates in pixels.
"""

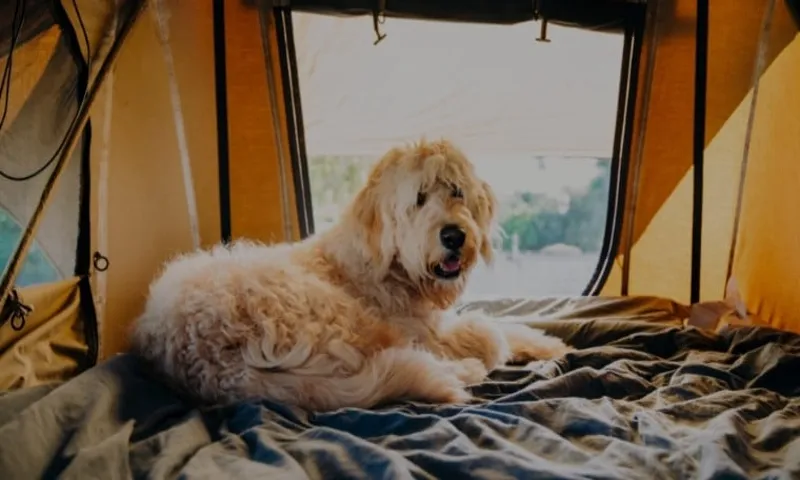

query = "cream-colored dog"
[131,139,574,411]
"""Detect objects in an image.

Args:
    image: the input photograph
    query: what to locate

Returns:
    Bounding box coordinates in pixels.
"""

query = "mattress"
[1,296,799,479]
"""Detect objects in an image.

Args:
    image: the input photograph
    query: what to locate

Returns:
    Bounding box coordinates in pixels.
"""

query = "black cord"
[0,0,26,135]
[71,0,92,70]
[0,0,92,182]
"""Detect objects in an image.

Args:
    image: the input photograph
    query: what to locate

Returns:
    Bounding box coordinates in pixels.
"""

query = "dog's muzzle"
[434,225,466,280]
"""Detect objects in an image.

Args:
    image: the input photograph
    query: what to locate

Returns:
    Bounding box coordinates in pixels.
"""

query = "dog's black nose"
[439,224,466,250]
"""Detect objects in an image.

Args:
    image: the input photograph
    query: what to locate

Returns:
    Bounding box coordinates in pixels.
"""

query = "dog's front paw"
[446,357,489,385]
[440,386,473,404]
[500,323,575,363]
[423,373,473,404]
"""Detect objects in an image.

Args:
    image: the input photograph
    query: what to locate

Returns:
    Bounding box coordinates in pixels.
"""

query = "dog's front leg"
[431,311,514,370]
[433,311,574,369]
[494,320,575,363]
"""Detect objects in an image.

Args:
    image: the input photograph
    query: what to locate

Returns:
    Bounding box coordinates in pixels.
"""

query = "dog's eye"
[416,192,427,207]
[452,187,463,199]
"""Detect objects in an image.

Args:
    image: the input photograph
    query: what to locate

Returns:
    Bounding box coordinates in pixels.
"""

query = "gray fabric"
[0,297,799,479]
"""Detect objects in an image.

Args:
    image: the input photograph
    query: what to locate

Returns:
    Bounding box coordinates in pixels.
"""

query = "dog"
[131,138,574,411]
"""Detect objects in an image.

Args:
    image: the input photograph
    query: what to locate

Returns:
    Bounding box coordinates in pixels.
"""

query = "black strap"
[691,0,709,304]
[51,0,99,367]
[213,0,233,244]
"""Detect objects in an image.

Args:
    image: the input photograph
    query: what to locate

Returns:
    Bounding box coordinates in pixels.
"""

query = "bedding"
[1,296,799,480]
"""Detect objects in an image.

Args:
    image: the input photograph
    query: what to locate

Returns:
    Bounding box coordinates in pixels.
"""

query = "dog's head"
[343,139,497,307]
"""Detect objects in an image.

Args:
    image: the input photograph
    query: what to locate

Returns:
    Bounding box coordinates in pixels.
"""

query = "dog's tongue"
[441,257,461,272]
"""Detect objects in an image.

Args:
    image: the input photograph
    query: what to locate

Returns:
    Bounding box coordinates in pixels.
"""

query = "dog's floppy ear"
[351,183,385,263]
[348,151,399,273]
[476,179,498,264]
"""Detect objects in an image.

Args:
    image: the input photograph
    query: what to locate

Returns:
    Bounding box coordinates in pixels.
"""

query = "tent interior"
[2,0,800,477]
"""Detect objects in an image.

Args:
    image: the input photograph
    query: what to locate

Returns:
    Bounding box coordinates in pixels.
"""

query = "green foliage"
[0,210,61,287]
[308,155,374,206]
[499,158,611,253]
[307,154,612,253]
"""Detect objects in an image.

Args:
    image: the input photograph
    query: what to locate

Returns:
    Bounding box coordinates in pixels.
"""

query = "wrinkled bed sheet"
[1,296,800,479]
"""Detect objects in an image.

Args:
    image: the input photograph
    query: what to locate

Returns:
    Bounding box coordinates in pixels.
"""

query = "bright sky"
[472,156,600,196]
[294,13,622,195]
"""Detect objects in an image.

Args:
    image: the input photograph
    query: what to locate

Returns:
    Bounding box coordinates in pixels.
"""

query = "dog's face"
[346,139,497,306]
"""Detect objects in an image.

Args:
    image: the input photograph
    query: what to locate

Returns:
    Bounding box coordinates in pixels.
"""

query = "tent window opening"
[290,11,632,299]
[0,209,60,287]
[1,1,86,289]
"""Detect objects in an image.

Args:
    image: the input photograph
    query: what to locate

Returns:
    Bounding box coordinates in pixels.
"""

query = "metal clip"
[372,10,386,45]
[1,289,33,332]
[93,251,110,272]
[536,18,551,43]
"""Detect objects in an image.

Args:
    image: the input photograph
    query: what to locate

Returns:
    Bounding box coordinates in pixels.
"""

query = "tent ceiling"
[787,0,800,26]
[269,0,636,31]
[0,0,55,57]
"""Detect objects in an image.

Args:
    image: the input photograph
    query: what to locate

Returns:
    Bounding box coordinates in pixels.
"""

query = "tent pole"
[725,0,776,284]
[690,0,709,304]
[0,0,147,318]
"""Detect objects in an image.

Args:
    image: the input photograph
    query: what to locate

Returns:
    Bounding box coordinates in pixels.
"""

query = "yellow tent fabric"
[0,278,95,390]
[79,0,301,356]
[601,0,800,329]
[733,32,800,332]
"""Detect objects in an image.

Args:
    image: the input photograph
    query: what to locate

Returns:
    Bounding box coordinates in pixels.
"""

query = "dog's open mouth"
[433,253,462,280]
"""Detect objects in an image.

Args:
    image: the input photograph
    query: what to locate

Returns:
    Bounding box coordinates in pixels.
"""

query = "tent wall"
[222,3,301,245]
[602,0,798,309]
[57,0,299,358]
[732,32,800,332]
[1,2,98,387]
[84,0,219,357]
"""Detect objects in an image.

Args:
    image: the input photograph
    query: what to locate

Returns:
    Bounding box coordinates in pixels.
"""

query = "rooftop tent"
[0,0,798,380]
[2,0,800,477]
[0,0,641,378]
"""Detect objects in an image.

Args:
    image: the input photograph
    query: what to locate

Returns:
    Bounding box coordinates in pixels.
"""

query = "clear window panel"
[294,13,625,299]
[0,209,61,288]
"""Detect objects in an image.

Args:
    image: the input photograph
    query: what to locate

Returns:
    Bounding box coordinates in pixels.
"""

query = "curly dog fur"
[131,138,574,411]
